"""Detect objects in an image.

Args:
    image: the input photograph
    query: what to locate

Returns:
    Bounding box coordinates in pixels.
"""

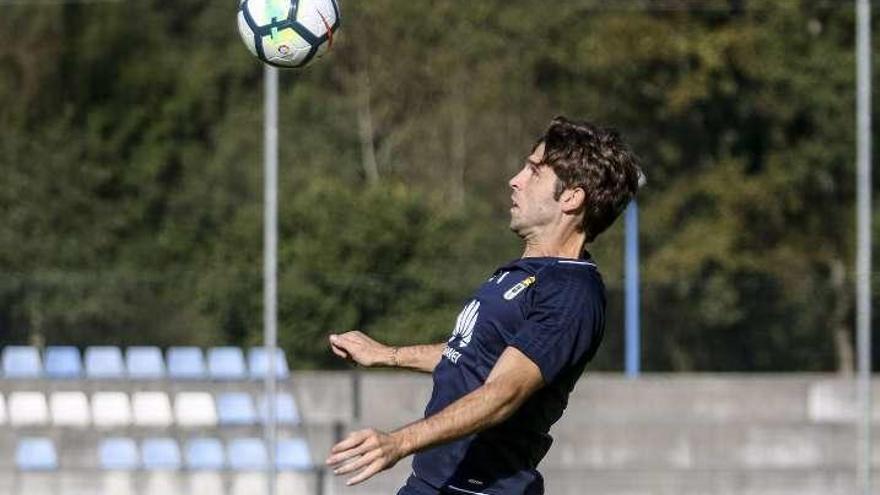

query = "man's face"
[508,143,563,236]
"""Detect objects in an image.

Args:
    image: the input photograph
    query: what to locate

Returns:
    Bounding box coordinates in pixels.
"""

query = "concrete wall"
[3,373,880,494]
[295,371,880,426]
[295,372,880,494]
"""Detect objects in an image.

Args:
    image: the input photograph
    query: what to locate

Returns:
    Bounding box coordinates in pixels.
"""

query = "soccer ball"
[237,0,340,68]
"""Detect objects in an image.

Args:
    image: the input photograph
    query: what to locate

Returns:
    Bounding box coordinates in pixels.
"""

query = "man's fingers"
[332,449,379,475]
[329,430,370,455]
[325,428,396,486]
[326,438,375,466]
[330,342,350,359]
[346,458,386,486]
[333,334,358,350]
[339,331,369,346]
[325,448,358,467]
[329,434,365,455]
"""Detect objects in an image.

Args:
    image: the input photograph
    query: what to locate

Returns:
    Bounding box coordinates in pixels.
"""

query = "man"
[326,116,643,494]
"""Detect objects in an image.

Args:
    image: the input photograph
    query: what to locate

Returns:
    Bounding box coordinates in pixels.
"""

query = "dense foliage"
[0,0,876,371]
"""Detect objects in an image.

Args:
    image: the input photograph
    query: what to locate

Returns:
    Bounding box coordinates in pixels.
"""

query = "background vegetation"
[0,0,876,371]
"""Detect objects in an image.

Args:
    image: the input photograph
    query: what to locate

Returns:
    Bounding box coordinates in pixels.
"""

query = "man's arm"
[326,346,545,485]
[329,331,445,373]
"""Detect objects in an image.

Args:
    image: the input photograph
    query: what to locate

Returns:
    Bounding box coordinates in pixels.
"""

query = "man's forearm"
[391,343,446,372]
[390,379,521,457]
[389,347,544,458]
[325,348,544,486]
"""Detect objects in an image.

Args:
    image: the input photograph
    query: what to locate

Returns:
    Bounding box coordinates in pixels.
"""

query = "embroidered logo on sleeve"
[503,276,535,300]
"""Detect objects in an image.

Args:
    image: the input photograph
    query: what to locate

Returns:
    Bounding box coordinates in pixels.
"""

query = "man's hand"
[329,331,395,367]
[326,428,405,486]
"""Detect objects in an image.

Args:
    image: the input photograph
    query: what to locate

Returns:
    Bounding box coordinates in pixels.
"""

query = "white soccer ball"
[237,0,340,68]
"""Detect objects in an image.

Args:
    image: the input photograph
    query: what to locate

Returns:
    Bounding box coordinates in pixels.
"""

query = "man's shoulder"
[534,258,604,292]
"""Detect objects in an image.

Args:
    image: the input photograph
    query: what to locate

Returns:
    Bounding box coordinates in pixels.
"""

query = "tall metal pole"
[625,202,640,377]
[263,64,279,495]
[856,0,872,494]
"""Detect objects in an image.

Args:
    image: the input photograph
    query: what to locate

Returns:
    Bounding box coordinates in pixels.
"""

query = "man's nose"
[509,169,524,189]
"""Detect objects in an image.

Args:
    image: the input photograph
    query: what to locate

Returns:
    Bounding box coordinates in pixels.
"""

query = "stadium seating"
[248,347,290,379]
[2,345,42,378]
[227,438,267,470]
[85,346,125,379]
[276,438,312,470]
[258,393,301,425]
[0,343,315,494]
[184,437,225,470]
[216,392,257,426]
[207,347,247,380]
[9,392,49,426]
[231,472,264,495]
[99,437,139,470]
[141,438,182,470]
[278,472,315,494]
[102,472,136,495]
[173,392,218,427]
[92,392,132,428]
[143,472,181,495]
[49,391,90,427]
[166,346,207,379]
[44,346,82,378]
[0,345,294,381]
[126,346,165,379]
[189,472,224,495]
[132,392,173,427]
[15,437,57,471]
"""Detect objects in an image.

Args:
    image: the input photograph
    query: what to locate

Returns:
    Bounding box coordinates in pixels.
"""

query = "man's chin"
[509,219,526,237]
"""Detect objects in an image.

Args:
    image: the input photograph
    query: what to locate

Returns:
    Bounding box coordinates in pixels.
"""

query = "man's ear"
[560,187,586,214]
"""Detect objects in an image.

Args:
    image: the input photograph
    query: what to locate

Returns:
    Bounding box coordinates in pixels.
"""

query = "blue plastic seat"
[167,347,206,379]
[126,346,165,379]
[3,346,42,378]
[44,346,82,378]
[185,438,225,470]
[99,438,139,470]
[227,438,267,470]
[141,438,181,470]
[216,392,257,426]
[276,438,311,470]
[85,346,125,379]
[207,347,246,380]
[248,347,290,379]
[258,393,301,425]
[16,437,58,471]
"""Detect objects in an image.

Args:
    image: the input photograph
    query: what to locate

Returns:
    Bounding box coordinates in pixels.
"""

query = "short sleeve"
[510,265,605,384]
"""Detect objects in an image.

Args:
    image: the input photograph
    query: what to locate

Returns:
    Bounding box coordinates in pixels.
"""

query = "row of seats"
[1,346,289,380]
[6,472,315,495]
[16,436,312,471]
[0,391,300,428]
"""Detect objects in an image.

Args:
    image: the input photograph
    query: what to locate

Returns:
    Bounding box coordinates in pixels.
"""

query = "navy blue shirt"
[411,255,606,495]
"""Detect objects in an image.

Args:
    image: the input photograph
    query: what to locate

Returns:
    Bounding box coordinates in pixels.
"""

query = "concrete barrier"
[3,372,880,495]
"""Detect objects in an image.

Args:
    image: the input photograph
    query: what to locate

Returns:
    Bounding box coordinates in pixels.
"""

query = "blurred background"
[1,0,878,494]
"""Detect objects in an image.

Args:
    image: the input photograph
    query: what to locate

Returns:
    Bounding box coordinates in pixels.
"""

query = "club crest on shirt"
[503,276,535,300]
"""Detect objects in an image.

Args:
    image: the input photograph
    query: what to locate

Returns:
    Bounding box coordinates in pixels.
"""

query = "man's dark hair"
[537,116,643,243]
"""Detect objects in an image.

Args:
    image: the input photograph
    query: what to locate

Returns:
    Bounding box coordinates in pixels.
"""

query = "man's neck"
[521,229,586,260]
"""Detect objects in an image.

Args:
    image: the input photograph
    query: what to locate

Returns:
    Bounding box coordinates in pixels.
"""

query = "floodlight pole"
[625,202,640,378]
[263,64,279,495]
[856,0,872,494]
